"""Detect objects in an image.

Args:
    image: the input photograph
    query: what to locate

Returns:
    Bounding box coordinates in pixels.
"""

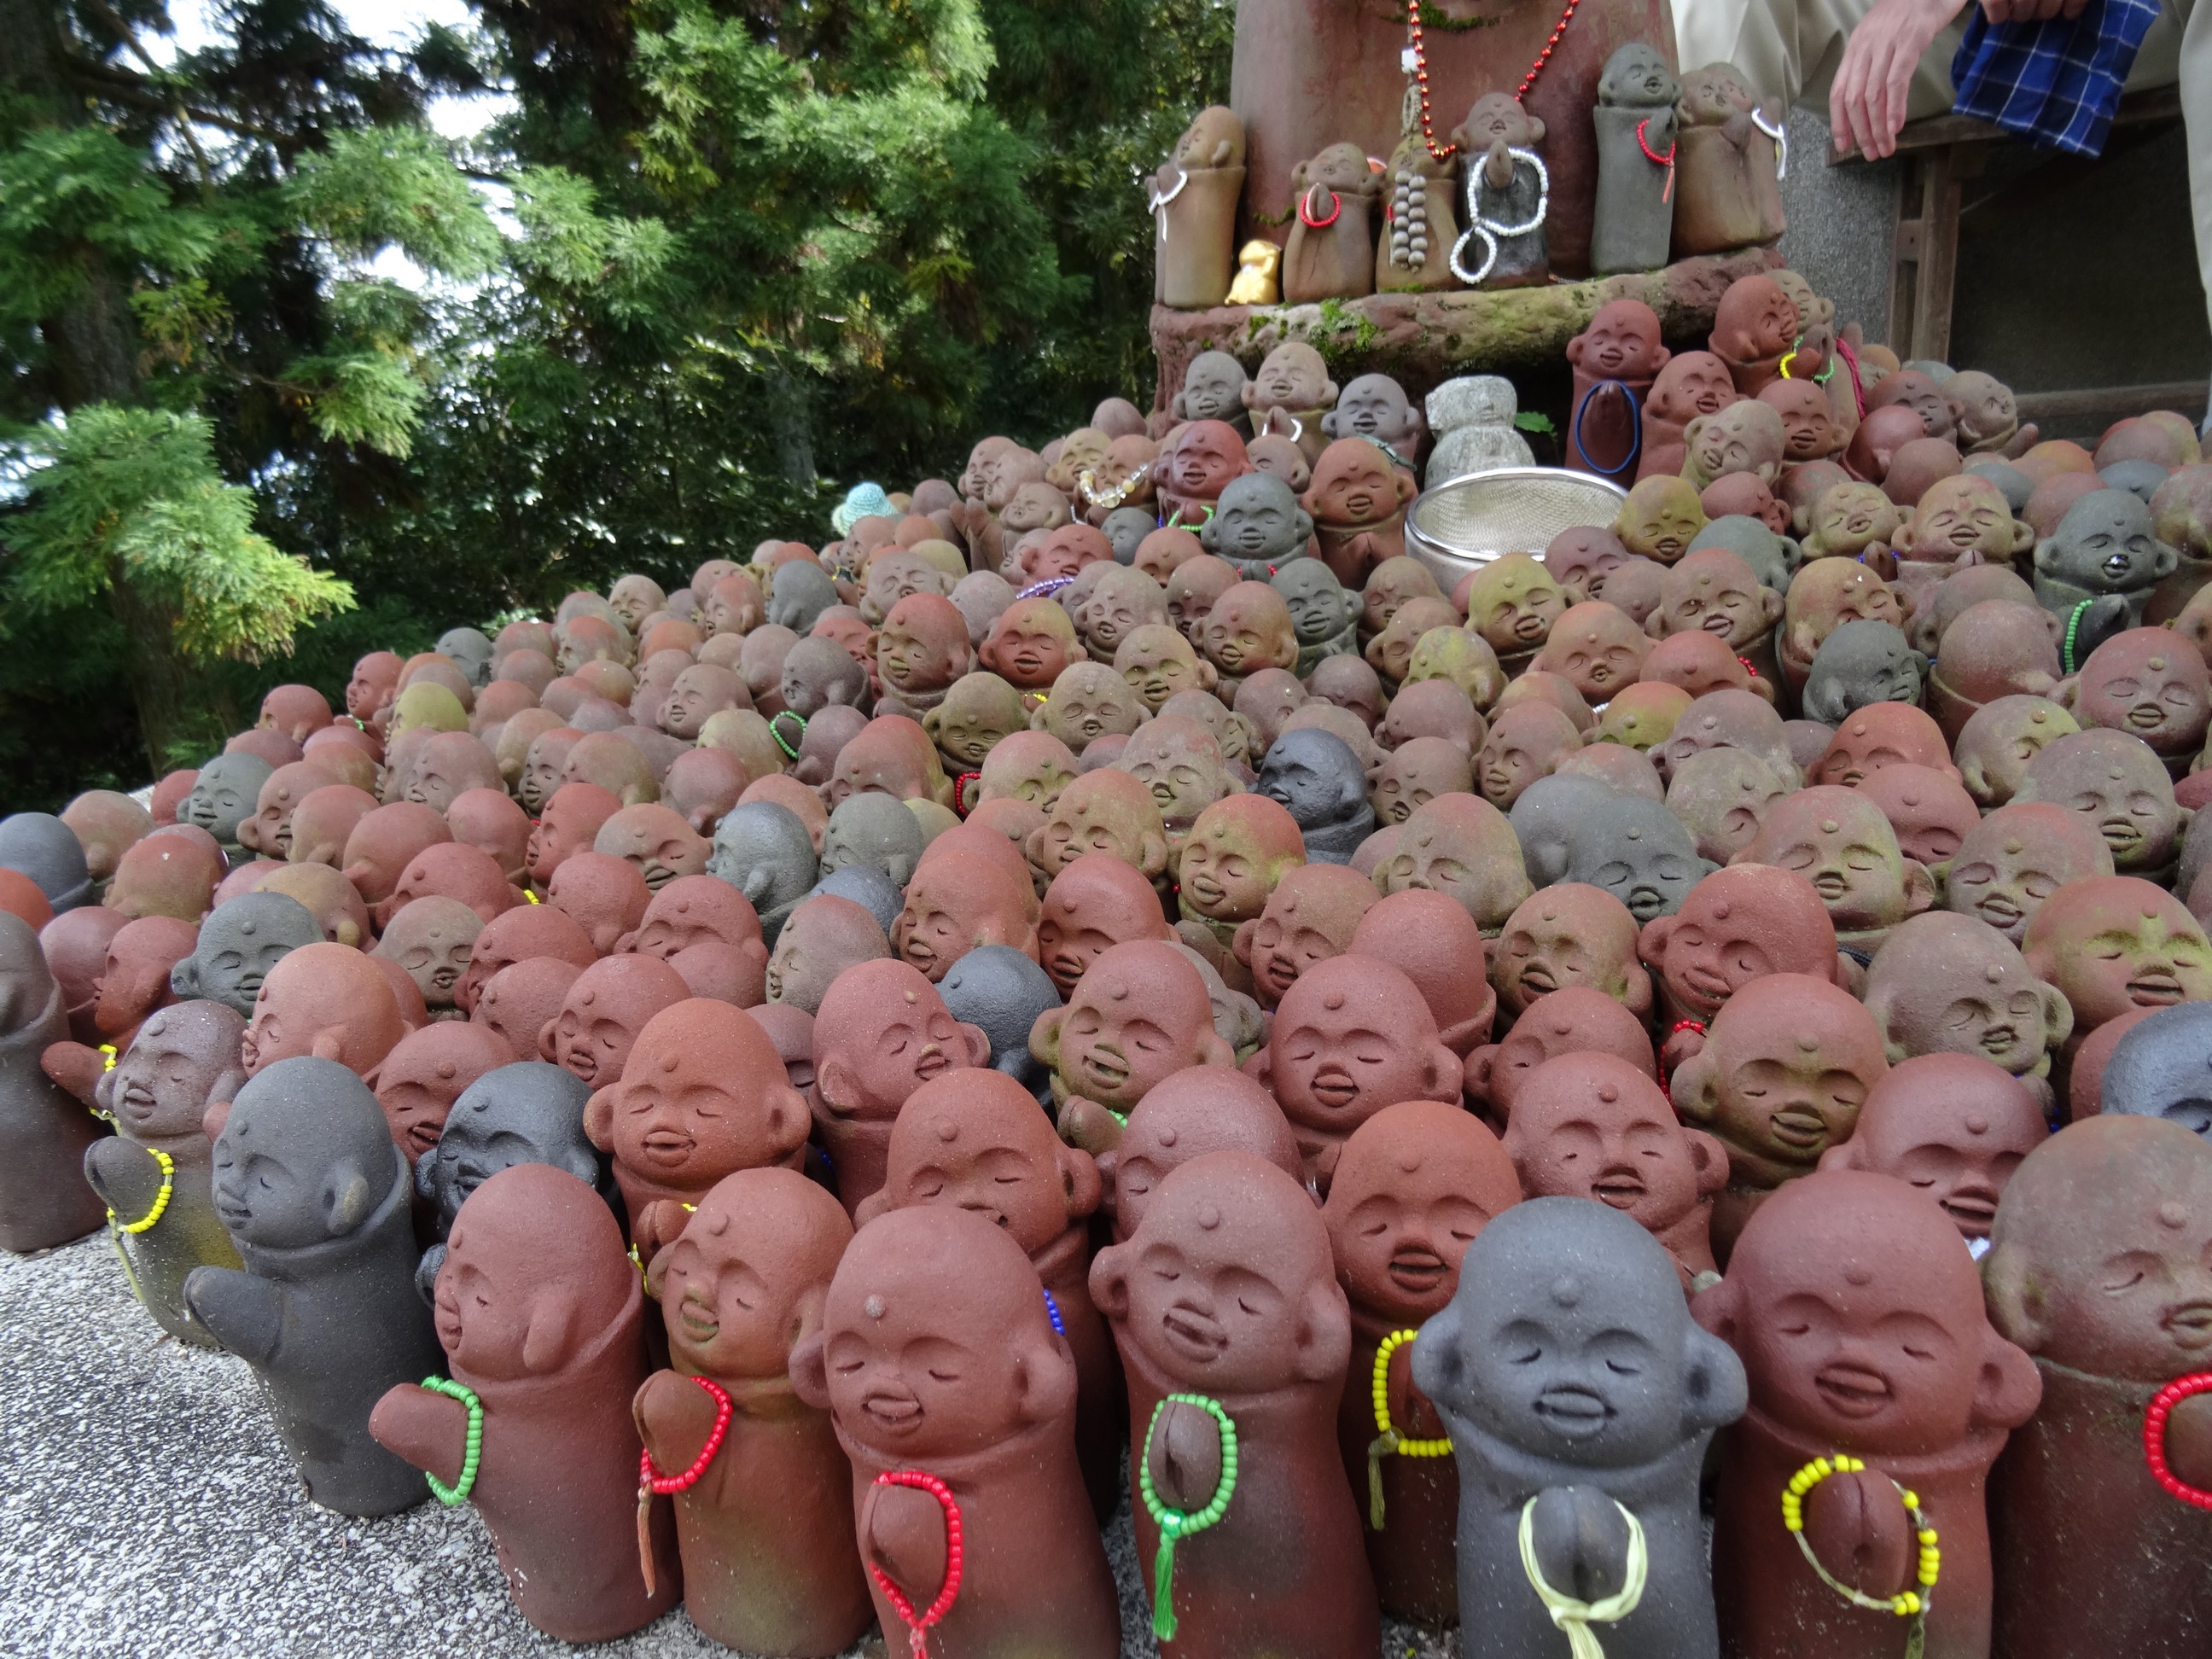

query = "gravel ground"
[1,1235,1454,1658]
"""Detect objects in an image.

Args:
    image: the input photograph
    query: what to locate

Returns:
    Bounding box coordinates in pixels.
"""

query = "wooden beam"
[2014,381,2209,422]
[1911,148,1962,361]
[1828,84,2184,165]
[1888,163,1919,353]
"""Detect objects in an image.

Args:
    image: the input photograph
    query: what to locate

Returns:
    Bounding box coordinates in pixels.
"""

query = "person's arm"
[1830,0,2089,157]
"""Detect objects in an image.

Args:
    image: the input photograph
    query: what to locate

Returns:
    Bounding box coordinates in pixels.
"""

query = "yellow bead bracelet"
[108,1147,175,1236]
[105,1145,176,1308]
[1365,1329,1451,1529]
[1781,1453,1939,1627]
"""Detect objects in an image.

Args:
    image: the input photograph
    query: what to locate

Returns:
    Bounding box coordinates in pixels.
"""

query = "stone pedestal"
[1150,247,1779,418]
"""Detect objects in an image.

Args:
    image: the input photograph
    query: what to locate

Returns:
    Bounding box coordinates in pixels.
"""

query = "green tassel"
[1367,1430,1397,1530]
[1152,1528,1179,1642]
[1904,1615,1926,1659]
[108,1225,147,1308]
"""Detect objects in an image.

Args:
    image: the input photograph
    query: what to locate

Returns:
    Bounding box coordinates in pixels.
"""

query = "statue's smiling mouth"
[1682,964,1732,1000]
[1813,1362,1893,1417]
[1080,1045,1130,1091]
[1533,1384,1612,1436]
[2163,1301,2212,1347]
[1307,1064,1359,1109]
[1767,1109,1828,1151]
[642,1128,696,1163]
[863,1388,923,1431]
[1387,1245,1447,1295]
[1592,1167,1647,1208]
[2129,969,2185,1004]
[1940,1187,1999,1231]
[678,1292,719,1344]
[1161,1303,1226,1363]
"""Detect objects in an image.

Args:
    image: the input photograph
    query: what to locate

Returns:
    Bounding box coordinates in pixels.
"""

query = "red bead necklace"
[1661,1018,1706,1087]
[1405,0,1590,166]
[869,1470,967,1659]
[1406,0,1458,161]
[639,1374,736,1493]
[1636,116,1678,202]
[1515,0,1586,102]
[635,1374,735,1597]
[2143,1372,2212,1510]
[1298,185,1342,229]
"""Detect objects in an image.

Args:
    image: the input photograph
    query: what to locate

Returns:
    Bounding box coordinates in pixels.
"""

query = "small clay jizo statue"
[1448,94,1550,289]
[77,999,247,1342]
[185,1056,444,1515]
[794,1205,1124,1659]
[633,1168,871,1655]
[1090,1151,1379,1656]
[370,1162,678,1640]
[1590,45,1682,277]
[1152,106,1246,310]
[1282,143,1381,306]
[1413,1196,1747,1659]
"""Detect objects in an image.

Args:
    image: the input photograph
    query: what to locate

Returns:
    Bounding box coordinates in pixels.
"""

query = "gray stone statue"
[819,794,927,889]
[180,753,275,855]
[1201,472,1315,581]
[1272,557,1362,676]
[171,891,323,1016]
[705,801,821,947]
[184,1056,444,1515]
[2031,488,2179,630]
[1412,1196,1747,1659]
[2101,1003,2212,1137]
[1801,619,1924,725]
[1591,44,1683,277]
[1511,774,1716,923]
[1257,727,1377,865]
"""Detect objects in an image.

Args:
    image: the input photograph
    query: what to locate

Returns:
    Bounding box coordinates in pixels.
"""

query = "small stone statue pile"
[5,261,2212,1659]
[1156,44,1787,310]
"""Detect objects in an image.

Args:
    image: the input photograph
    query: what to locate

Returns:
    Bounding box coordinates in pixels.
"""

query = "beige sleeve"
[1672,0,1965,116]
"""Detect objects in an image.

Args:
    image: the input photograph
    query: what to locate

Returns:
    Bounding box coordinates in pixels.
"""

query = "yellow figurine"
[1225,239,1282,306]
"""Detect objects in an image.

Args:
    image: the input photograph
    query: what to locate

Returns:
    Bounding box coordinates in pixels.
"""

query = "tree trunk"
[108,574,193,771]
[765,364,817,485]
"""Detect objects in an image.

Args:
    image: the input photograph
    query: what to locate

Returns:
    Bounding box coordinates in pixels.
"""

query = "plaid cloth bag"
[1947,0,2166,155]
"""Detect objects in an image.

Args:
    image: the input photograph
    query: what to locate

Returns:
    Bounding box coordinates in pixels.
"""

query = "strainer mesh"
[1406,468,1629,582]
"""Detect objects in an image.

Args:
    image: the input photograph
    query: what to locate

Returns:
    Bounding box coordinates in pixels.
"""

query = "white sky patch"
[154,0,518,140]
[151,0,522,295]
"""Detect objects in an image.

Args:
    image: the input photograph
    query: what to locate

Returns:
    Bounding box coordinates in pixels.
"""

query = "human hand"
[1831,0,1970,158]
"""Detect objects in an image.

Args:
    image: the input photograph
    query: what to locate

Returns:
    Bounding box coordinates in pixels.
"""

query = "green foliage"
[7,404,353,660]
[0,124,229,315]
[1,0,1239,810]
[291,348,430,455]
[287,125,501,278]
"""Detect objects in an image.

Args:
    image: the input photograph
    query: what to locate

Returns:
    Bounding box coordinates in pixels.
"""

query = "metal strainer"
[1405,467,1629,592]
